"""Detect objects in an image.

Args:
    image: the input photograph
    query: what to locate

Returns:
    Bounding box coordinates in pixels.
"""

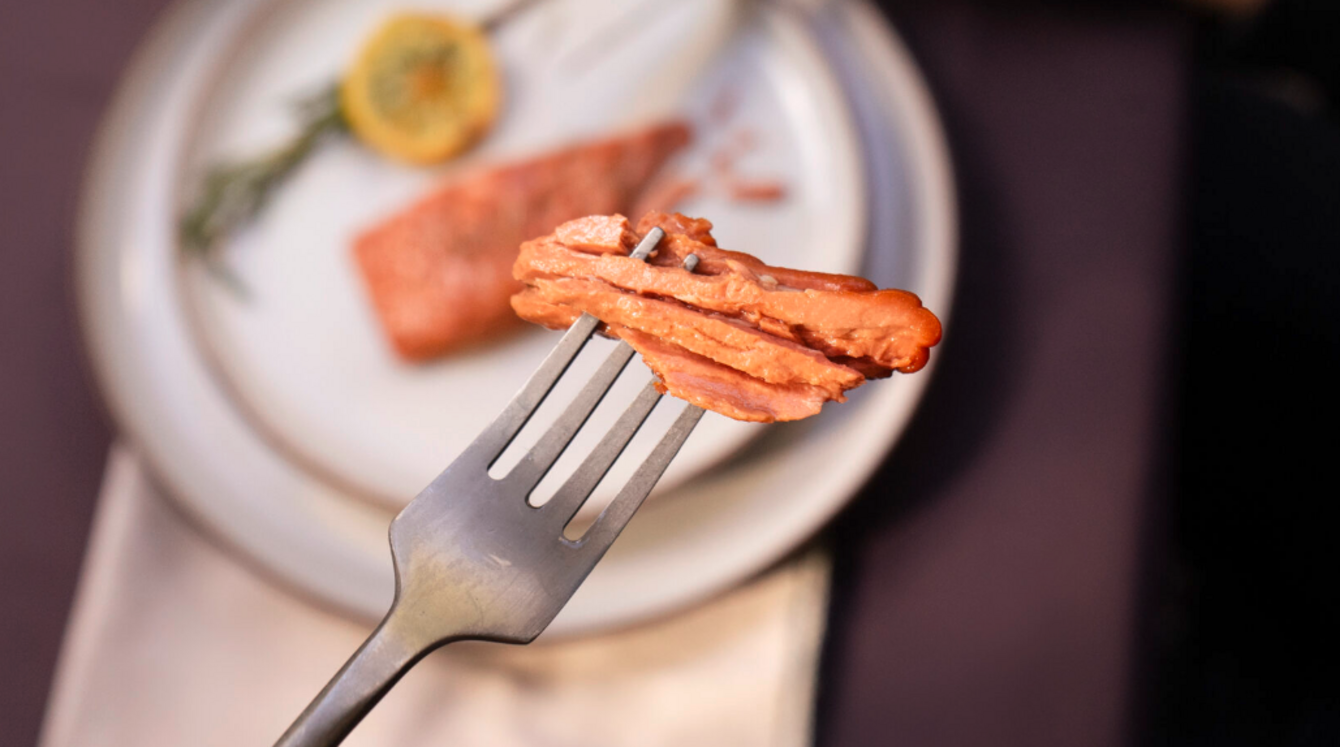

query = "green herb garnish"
[178,84,347,288]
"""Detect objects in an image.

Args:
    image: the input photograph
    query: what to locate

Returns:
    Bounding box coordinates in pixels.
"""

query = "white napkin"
[40,444,831,747]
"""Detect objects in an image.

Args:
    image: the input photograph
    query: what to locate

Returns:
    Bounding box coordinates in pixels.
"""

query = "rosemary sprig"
[178,84,347,287]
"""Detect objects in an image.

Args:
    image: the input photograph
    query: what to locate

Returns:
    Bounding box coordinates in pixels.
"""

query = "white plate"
[76,0,955,636]
[175,0,864,513]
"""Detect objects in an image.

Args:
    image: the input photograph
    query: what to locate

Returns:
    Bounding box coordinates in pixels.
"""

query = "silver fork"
[275,228,703,747]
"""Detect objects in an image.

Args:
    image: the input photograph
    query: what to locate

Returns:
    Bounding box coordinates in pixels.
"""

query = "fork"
[275,227,703,747]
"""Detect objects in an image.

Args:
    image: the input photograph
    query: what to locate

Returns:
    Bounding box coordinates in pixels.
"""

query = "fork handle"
[274,605,434,747]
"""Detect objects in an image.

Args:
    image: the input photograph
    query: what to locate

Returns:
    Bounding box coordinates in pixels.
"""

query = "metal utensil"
[275,228,703,747]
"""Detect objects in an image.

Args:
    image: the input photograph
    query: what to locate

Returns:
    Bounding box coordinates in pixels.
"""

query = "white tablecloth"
[40,444,831,747]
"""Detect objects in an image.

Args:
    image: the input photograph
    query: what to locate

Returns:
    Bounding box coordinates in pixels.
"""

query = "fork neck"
[273,603,441,747]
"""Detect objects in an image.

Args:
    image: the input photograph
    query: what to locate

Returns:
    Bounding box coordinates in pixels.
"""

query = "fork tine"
[540,378,663,523]
[627,227,664,261]
[503,342,636,492]
[465,313,600,462]
[465,227,665,463]
[575,403,704,551]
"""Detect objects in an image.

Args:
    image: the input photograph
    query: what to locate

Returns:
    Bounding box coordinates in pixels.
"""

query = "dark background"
[2,0,1337,745]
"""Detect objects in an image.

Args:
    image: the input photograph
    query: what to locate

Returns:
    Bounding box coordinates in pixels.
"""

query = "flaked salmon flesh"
[511,213,942,422]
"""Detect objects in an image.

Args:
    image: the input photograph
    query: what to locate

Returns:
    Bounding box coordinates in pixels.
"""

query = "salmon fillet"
[511,213,942,422]
[354,123,692,361]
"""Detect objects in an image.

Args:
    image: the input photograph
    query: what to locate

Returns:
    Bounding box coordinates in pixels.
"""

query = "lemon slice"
[341,13,501,164]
